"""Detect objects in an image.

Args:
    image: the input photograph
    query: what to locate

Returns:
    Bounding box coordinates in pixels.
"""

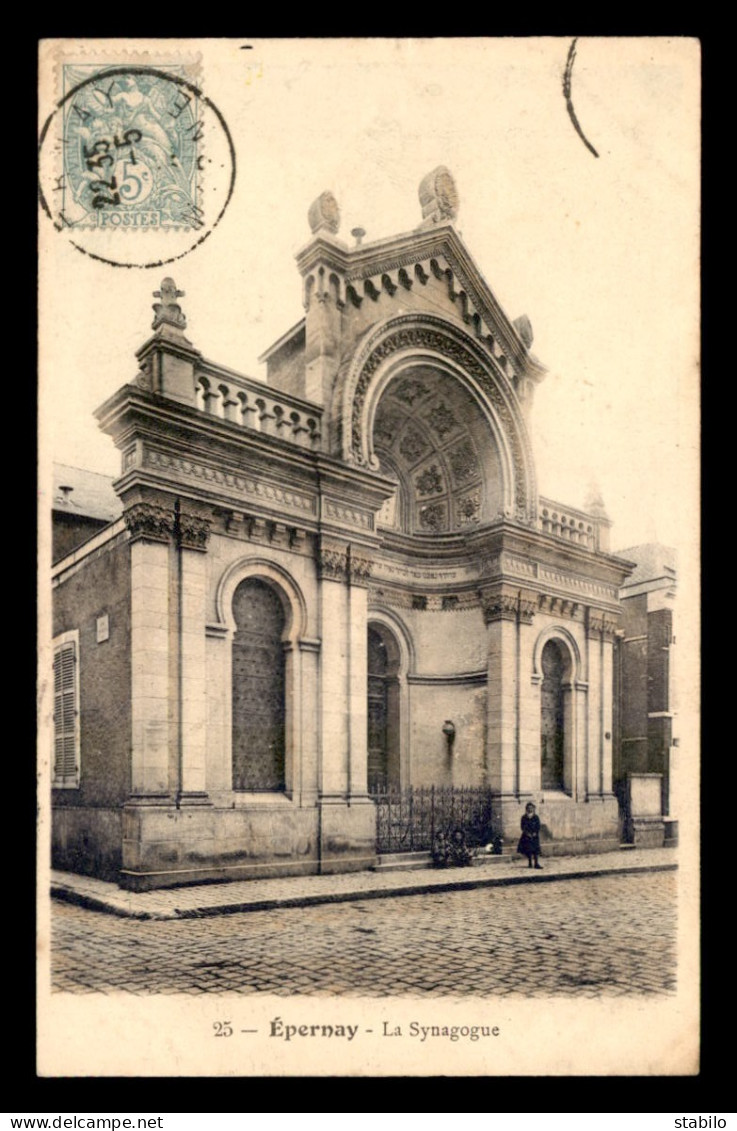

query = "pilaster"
[128,522,173,797]
[125,501,212,805]
[587,609,618,797]
[179,540,208,799]
[481,585,537,797]
[317,538,351,797]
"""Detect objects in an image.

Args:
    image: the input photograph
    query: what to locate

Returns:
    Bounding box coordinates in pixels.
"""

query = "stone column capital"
[317,537,374,585]
[177,509,212,551]
[317,536,350,581]
[124,502,176,545]
[348,546,373,587]
[480,584,537,625]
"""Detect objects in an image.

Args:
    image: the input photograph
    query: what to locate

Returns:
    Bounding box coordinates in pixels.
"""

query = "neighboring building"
[52,464,122,562]
[614,543,677,846]
[50,169,636,890]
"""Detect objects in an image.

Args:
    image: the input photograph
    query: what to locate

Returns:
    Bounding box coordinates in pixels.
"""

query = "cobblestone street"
[51,870,676,997]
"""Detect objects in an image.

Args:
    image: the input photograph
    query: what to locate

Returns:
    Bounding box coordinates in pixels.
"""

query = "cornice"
[295,225,545,382]
[97,386,394,510]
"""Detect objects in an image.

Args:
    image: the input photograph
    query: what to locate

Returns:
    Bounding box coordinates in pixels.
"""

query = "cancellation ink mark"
[38,64,237,269]
[563,38,599,159]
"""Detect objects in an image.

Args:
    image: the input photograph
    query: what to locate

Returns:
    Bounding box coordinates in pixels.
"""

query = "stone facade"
[51,170,635,889]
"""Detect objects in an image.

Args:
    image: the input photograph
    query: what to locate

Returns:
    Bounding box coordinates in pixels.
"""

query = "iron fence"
[370,784,495,854]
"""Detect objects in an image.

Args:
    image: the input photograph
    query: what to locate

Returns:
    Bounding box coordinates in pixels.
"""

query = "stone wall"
[52,536,131,876]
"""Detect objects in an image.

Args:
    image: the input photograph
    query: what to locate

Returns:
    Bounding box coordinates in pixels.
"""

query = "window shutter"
[53,640,79,785]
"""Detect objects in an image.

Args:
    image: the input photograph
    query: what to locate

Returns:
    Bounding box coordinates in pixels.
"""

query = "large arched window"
[541,639,565,791]
[232,578,286,791]
[367,623,401,792]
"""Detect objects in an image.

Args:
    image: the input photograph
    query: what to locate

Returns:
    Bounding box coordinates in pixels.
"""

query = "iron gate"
[370,785,495,854]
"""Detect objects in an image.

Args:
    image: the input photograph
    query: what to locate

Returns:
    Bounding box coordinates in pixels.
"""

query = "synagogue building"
[51,169,661,890]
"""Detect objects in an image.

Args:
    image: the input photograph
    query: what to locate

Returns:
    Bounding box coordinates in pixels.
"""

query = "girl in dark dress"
[517,802,542,869]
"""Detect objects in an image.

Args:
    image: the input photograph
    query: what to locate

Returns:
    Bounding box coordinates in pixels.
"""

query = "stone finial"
[513,314,534,349]
[418,166,459,225]
[308,191,341,236]
[152,278,187,332]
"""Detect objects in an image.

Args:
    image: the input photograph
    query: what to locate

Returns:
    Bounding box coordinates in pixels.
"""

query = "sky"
[39,37,700,556]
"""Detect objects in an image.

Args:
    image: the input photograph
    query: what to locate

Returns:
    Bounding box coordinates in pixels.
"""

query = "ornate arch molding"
[366,605,415,675]
[215,557,309,643]
[532,624,583,684]
[334,314,538,521]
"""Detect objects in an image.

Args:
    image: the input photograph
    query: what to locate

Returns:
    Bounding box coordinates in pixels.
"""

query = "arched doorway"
[232,578,286,791]
[367,624,401,792]
[540,639,565,790]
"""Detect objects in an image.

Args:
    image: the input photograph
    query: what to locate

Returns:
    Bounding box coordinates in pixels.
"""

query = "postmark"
[38,54,236,267]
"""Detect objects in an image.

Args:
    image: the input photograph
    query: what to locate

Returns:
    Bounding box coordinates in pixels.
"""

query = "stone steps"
[373,849,514,872]
[373,851,432,872]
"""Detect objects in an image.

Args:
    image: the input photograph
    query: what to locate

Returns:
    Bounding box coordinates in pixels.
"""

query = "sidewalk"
[50,846,677,921]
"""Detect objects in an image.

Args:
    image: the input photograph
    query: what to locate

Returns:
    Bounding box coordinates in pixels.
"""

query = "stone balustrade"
[194,365,323,451]
[538,497,601,550]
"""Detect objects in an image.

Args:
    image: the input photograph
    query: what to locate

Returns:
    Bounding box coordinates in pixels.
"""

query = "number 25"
[213,1020,233,1037]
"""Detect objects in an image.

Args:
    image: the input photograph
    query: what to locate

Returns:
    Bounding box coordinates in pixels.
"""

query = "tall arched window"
[541,639,565,791]
[367,624,401,792]
[232,578,286,791]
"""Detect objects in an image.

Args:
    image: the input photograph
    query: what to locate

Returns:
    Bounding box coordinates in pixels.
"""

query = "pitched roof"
[52,463,121,523]
[618,543,676,589]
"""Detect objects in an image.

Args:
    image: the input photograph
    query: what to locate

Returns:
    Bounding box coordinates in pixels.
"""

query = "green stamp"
[61,65,203,231]
[39,54,235,267]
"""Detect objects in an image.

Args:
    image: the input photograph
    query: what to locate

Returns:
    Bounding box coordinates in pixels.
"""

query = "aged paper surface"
[37,37,700,1077]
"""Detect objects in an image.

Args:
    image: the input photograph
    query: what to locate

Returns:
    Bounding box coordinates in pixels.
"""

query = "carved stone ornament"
[513,314,534,349]
[177,511,212,550]
[317,538,349,581]
[457,491,481,524]
[481,588,537,625]
[587,610,619,639]
[152,278,187,331]
[308,191,341,236]
[317,538,373,585]
[538,594,581,620]
[448,439,478,485]
[415,465,443,496]
[418,166,459,224]
[348,547,373,586]
[398,424,430,465]
[418,502,447,531]
[124,502,176,543]
[350,320,533,516]
[427,402,458,439]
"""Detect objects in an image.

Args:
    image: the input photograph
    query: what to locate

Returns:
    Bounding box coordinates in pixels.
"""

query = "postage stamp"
[60,64,203,231]
[38,48,236,268]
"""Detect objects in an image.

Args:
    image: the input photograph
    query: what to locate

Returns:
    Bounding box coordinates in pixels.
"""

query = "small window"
[53,631,80,788]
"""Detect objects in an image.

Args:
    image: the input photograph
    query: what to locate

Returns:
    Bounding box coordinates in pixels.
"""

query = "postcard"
[37,37,700,1077]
